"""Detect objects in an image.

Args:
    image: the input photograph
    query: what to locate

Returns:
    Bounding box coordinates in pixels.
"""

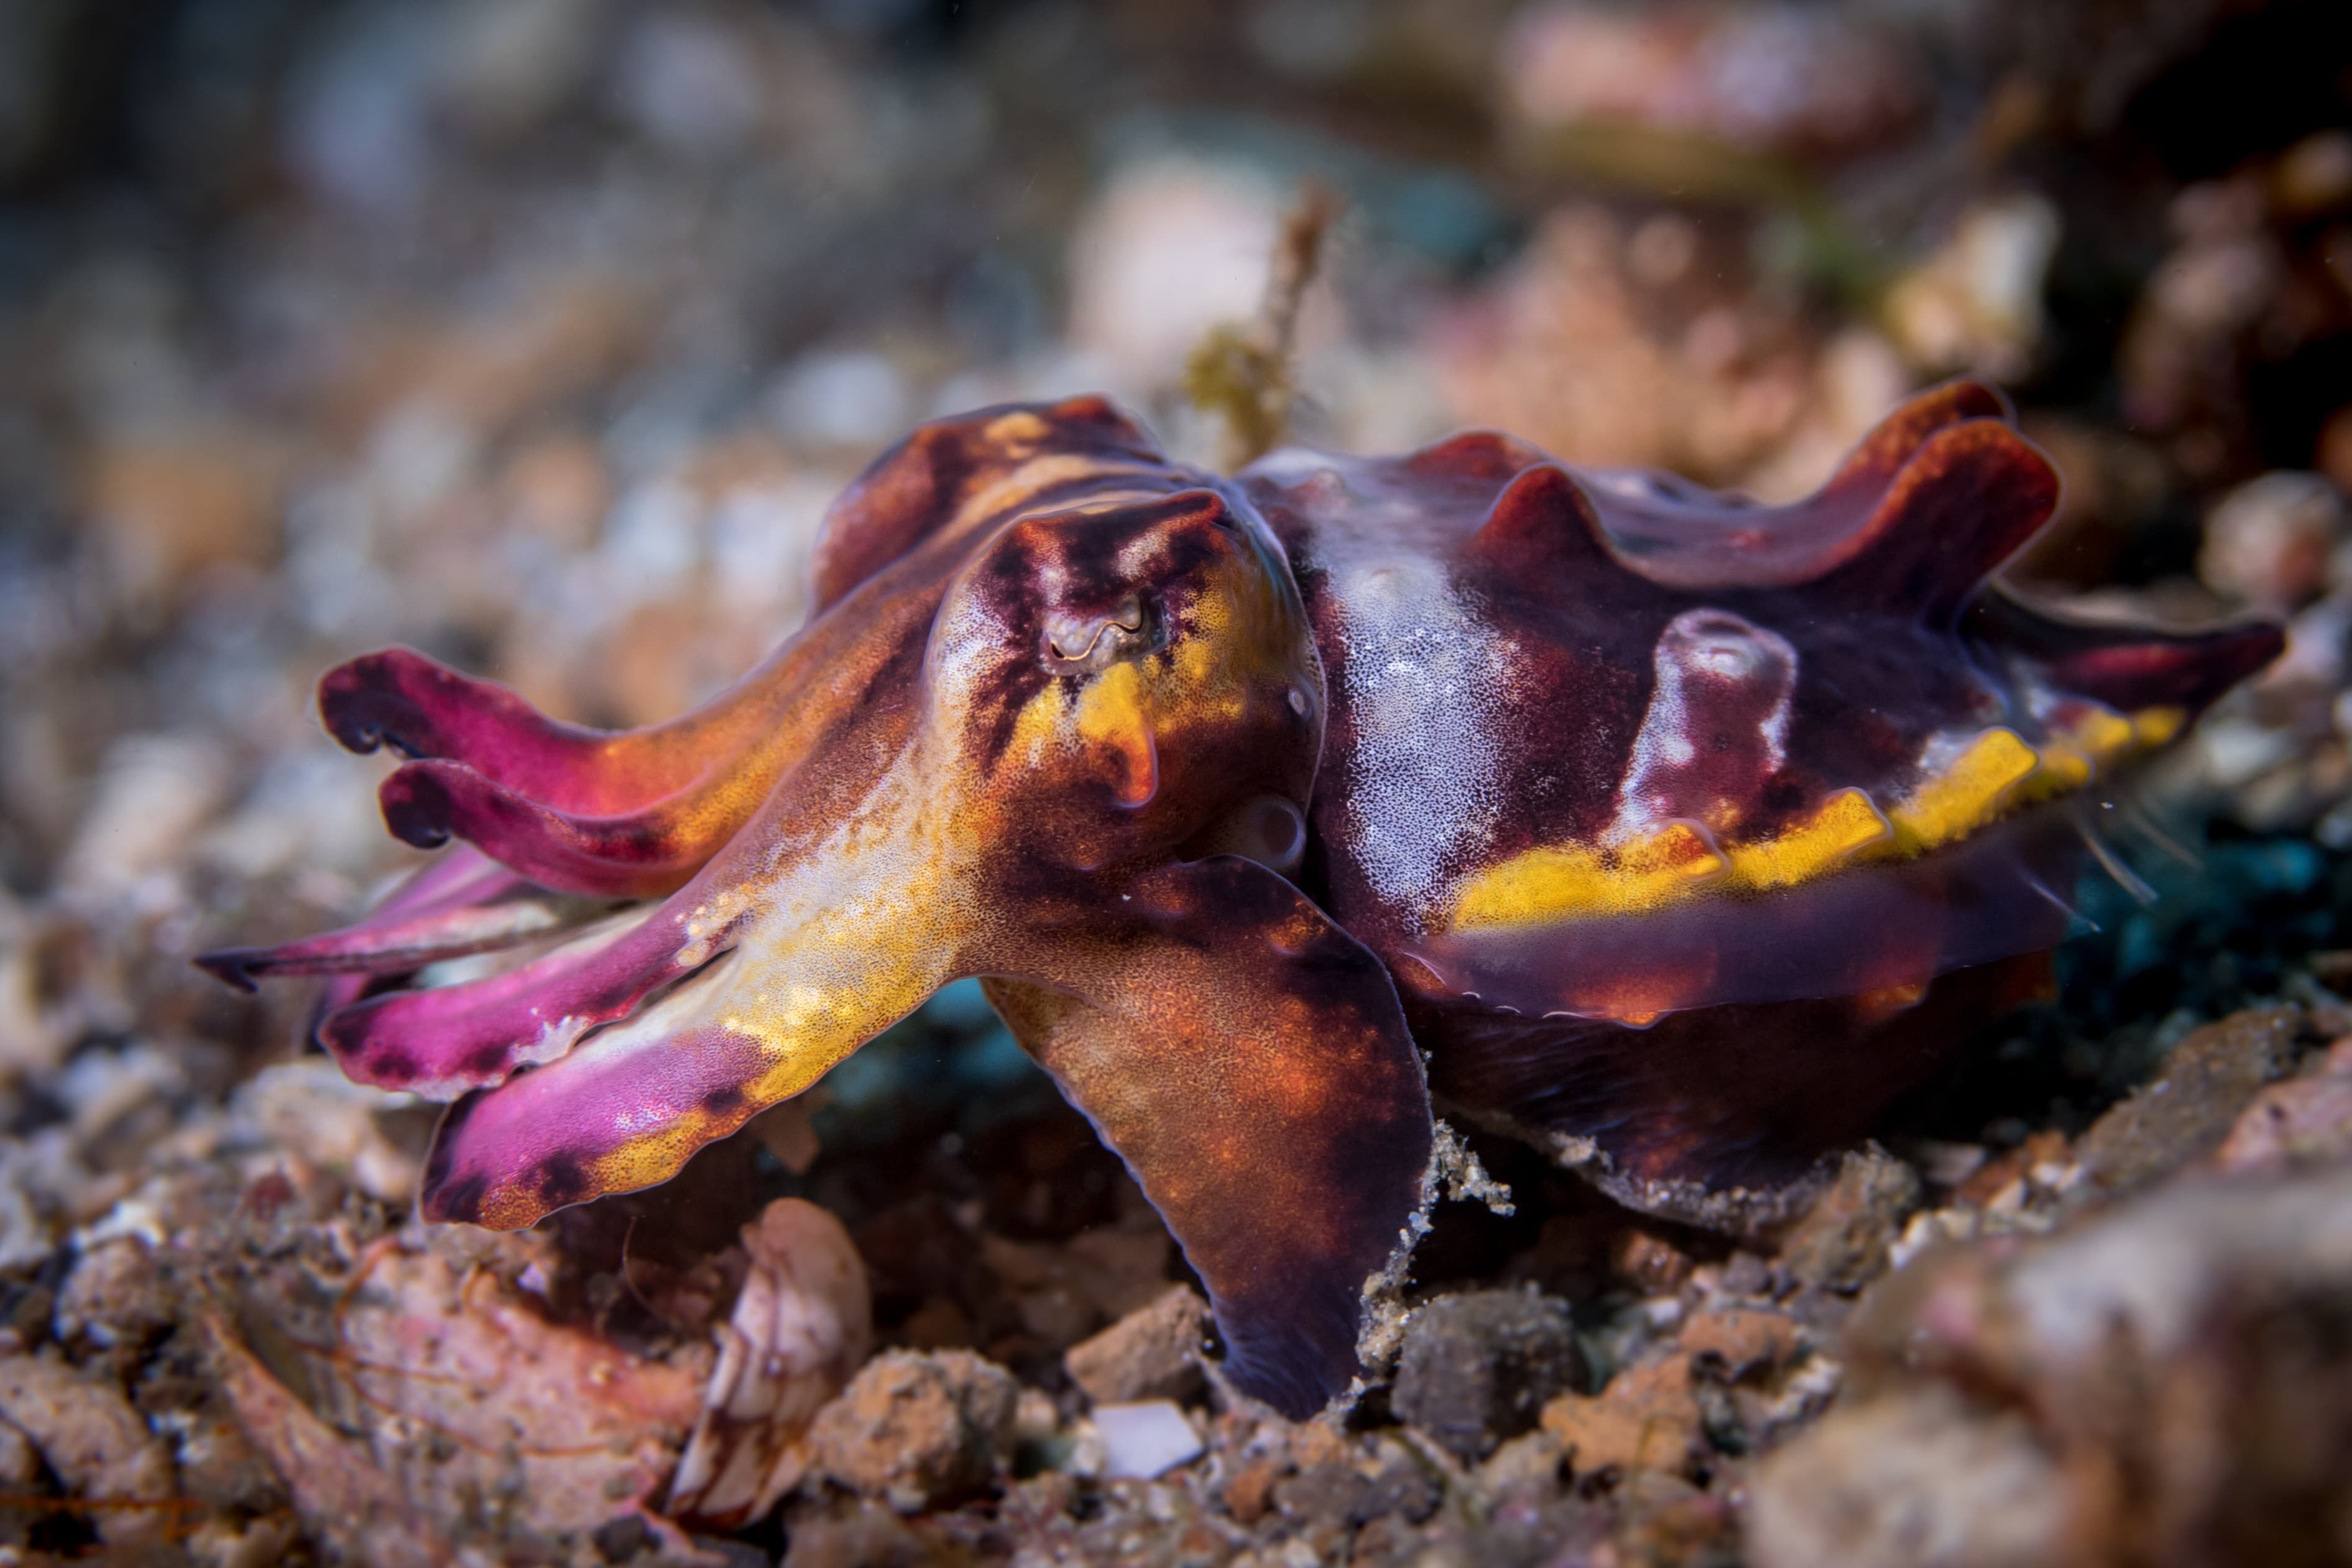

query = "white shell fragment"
[668,1196,873,1527]
[1089,1399,1206,1481]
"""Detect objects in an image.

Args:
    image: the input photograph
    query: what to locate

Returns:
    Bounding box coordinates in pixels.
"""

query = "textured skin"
[200,383,2278,1414]
[1243,380,2278,1200]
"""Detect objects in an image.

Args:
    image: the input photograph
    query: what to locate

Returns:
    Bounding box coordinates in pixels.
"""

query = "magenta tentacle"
[377,759,727,900]
[320,650,653,809]
[417,1007,772,1227]
[195,847,532,992]
[315,904,722,1099]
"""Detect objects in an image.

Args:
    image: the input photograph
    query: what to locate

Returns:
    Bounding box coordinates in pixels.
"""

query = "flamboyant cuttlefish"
[200,382,2280,1418]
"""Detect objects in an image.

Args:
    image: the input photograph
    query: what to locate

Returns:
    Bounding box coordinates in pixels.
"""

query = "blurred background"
[1,1,2351,1561]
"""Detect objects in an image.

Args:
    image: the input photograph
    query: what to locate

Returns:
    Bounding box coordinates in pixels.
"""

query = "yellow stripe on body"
[1447,704,2188,933]
[1884,727,2041,853]
[1451,821,1728,929]
[1723,787,1893,890]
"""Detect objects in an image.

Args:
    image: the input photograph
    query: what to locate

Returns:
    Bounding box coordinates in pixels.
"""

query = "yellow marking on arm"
[1451,821,1727,930]
[1888,728,2041,853]
[1723,788,1893,890]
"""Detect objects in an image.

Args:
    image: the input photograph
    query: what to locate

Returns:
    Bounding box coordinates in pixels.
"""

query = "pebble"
[2072,1006,2304,1197]
[1063,1284,1207,1406]
[1881,196,2060,379]
[1791,1163,2352,1567]
[2200,470,2348,613]
[1540,1355,1700,1480]
[805,1349,1017,1511]
[1501,2,1924,162]
[1748,1385,2076,1568]
[2209,1040,2352,1174]
[229,1059,422,1202]
[1391,1288,1584,1461]
[0,1352,179,1544]
[1089,1400,1205,1481]
[1778,1148,1922,1291]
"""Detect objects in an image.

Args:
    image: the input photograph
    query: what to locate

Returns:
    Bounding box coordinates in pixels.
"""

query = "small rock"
[1833,1164,2352,1566]
[686,1533,774,1568]
[2073,1006,2304,1197]
[0,1352,178,1544]
[1748,1386,2077,1568]
[184,1511,302,1568]
[2209,1042,2352,1174]
[1881,196,2061,379]
[778,1498,931,1568]
[1778,1148,1921,1292]
[1501,2,1923,162]
[1477,1427,1567,1494]
[53,1237,174,1350]
[1362,1453,1442,1524]
[1220,1455,1283,1524]
[591,1515,655,1562]
[81,427,288,609]
[58,734,231,902]
[1391,1288,1584,1460]
[1540,1355,1701,1479]
[770,350,910,449]
[232,1059,423,1203]
[2200,471,2348,614]
[805,1349,1017,1511]
[746,1094,826,1176]
[1679,1306,1804,1383]
[1066,155,1289,386]
[1090,1400,1204,1481]
[1610,1227,1697,1295]
[0,1416,39,1486]
[1273,1458,1370,1526]
[1063,1284,1206,1406]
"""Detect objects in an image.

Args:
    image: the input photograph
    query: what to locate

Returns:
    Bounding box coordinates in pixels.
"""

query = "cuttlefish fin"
[982,856,1434,1421]
[1966,584,2287,714]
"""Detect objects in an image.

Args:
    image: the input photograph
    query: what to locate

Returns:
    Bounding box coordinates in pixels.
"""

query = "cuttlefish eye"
[1043,591,1156,671]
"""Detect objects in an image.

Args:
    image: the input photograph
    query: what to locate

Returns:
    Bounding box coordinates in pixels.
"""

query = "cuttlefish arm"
[398,471,1432,1416]
[314,397,1179,902]
[410,837,1433,1418]
[203,400,1436,1415]
[984,857,1431,1421]
[316,585,943,900]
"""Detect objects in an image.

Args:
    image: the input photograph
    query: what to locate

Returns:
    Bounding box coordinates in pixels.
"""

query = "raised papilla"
[201,382,2280,1418]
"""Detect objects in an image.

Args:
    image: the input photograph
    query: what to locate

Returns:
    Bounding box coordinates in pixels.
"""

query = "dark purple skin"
[1242,379,2279,1214]
[199,382,2279,1412]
